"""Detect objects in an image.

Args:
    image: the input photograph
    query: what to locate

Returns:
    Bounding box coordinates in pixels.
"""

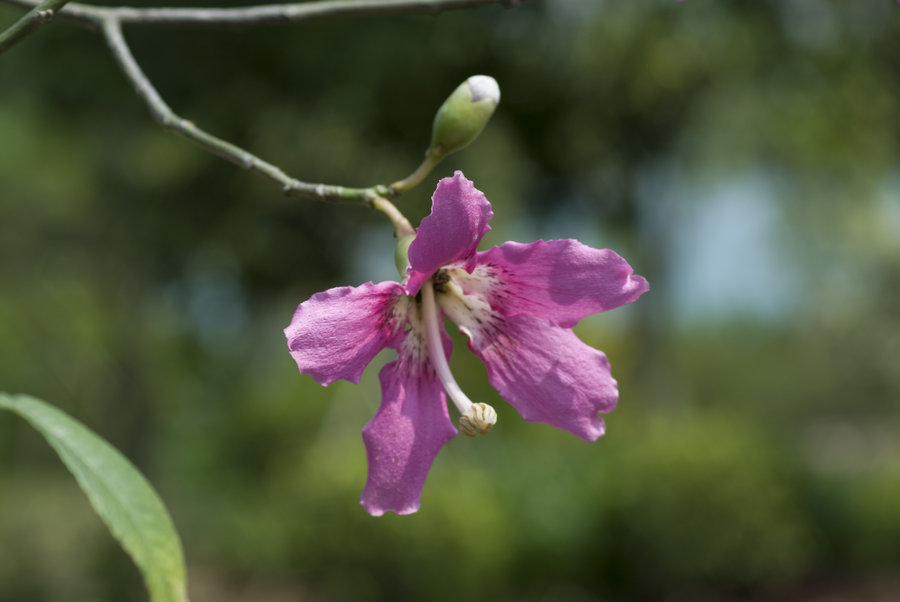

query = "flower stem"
[389,150,443,195]
[370,195,415,238]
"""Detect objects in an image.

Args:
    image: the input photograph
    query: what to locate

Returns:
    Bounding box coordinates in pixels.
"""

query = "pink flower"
[285,171,648,516]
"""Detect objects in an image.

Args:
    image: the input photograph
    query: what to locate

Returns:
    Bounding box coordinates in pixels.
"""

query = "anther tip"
[459,403,497,438]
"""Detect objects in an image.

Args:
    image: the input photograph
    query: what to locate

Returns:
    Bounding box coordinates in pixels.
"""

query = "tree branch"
[0,0,70,53]
[1,0,521,30]
[101,16,377,203]
[3,0,523,227]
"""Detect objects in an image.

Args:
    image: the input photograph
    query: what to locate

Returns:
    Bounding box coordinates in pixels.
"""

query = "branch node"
[159,115,178,130]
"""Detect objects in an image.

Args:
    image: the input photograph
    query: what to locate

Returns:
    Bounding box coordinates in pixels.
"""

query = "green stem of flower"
[371,196,415,238]
[389,149,444,196]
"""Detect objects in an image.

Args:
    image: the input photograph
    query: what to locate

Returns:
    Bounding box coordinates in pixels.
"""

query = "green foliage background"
[2,1,900,600]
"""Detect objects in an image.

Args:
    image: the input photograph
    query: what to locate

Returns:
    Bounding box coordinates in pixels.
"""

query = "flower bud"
[429,75,500,160]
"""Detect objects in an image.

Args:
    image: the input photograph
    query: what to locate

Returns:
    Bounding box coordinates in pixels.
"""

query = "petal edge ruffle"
[284,281,405,386]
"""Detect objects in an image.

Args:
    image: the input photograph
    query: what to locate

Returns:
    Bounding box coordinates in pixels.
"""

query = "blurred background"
[2,0,900,600]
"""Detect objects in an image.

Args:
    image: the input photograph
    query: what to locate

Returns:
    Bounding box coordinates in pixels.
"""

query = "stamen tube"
[421,280,496,437]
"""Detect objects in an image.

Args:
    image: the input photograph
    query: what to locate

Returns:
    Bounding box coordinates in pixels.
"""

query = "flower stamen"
[421,278,497,437]
[459,403,497,438]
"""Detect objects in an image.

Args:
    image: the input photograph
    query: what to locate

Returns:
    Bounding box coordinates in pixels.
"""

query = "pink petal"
[466,312,618,441]
[474,239,649,328]
[360,347,457,516]
[284,281,405,386]
[406,171,493,295]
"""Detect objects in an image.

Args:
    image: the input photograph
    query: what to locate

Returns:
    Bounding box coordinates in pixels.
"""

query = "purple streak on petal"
[284,281,405,386]
[467,312,618,441]
[475,239,649,328]
[406,171,493,295]
[360,332,457,516]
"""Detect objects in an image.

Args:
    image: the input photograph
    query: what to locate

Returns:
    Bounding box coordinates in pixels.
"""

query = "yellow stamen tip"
[459,403,497,438]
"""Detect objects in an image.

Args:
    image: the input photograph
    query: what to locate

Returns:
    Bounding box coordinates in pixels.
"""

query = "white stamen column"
[421,279,497,437]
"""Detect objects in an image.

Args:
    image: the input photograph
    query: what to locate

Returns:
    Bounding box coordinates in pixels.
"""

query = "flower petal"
[284,281,405,386]
[360,337,457,516]
[406,171,493,295]
[471,239,649,328]
[463,312,618,441]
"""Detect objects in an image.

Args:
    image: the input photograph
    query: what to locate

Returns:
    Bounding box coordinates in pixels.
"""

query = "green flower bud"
[429,75,500,160]
[394,234,416,276]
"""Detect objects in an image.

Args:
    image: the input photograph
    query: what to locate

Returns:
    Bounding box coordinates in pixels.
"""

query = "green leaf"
[0,393,189,602]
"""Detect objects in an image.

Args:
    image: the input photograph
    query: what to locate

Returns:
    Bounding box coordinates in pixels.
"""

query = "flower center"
[421,278,496,438]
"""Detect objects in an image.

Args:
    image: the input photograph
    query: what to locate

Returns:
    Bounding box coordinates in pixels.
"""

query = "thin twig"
[0,0,70,53]
[1,0,521,30]
[3,0,521,223]
[101,16,373,203]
